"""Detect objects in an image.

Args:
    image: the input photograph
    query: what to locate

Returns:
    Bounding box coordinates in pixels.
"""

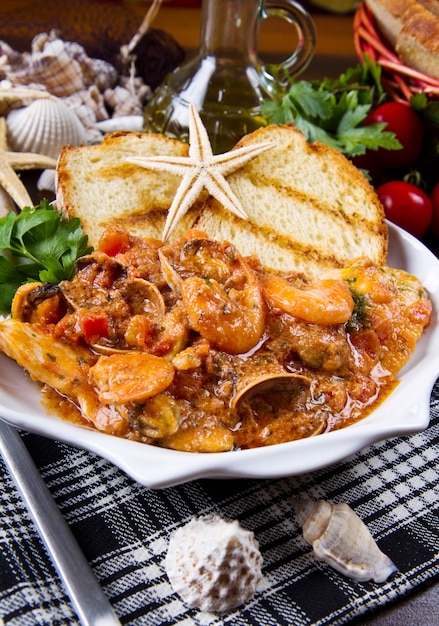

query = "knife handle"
[0,420,121,626]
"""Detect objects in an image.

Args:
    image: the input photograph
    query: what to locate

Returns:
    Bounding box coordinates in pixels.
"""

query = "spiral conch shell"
[293,499,397,583]
[6,96,88,160]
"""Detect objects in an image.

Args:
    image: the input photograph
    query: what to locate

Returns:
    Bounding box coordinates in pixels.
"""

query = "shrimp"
[88,352,175,404]
[89,352,178,438]
[182,271,265,354]
[261,273,354,325]
[160,233,266,355]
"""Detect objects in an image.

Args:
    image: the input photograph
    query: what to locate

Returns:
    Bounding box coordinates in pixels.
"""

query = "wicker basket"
[354,2,439,102]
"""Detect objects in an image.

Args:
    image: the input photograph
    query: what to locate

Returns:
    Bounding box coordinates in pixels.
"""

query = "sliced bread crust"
[365,0,418,46]
[366,0,439,79]
[396,5,439,78]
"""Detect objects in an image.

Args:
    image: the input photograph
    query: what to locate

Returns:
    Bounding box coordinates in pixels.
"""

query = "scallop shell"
[0,85,51,115]
[6,96,88,160]
[293,499,397,583]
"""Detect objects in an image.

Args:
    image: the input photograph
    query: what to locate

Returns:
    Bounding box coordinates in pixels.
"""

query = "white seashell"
[104,85,143,117]
[31,31,53,53]
[36,39,85,96]
[293,499,397,583]
[85,58,118,91]
[95,116,144,133]
[6,96,88,160]
[113,96,143,117]
[8,39,85,97]
[0,85,50,115]
[61,41,118,91]
[37,169,56,194]
[165,514,263,612]
[63,86,109,126]
[0,41,22,71]
[119,75,152,103]
[82,127,103,146]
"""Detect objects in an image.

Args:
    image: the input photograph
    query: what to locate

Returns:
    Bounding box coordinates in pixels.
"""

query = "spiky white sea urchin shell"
[165,515,263,612]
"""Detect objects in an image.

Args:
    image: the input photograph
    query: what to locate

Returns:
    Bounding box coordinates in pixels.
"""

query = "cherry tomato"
[430,182,439,239]
[364,102,424,169]
[376,180,432,239]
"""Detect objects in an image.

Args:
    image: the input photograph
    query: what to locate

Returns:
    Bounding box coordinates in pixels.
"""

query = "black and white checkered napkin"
[0,379,438,626]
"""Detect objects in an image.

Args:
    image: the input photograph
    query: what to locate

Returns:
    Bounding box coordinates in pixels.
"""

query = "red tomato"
[98,229,129,256]
[82,316,109,344]
[365,102,424,169]
[376,180,432,239]
[430,182,439,238]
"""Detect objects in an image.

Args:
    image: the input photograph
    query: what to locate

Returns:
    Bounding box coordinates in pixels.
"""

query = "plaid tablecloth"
[0,379,438,626]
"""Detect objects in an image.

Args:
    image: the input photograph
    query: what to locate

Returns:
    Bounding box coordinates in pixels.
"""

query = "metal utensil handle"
[0,420,121,626]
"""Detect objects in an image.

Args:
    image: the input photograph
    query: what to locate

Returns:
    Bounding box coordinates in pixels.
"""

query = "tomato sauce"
[5,228,432,452]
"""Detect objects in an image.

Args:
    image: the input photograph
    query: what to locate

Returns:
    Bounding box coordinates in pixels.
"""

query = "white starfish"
[0,116,56,211]
[0,88,56,210]
[127,103,273,240]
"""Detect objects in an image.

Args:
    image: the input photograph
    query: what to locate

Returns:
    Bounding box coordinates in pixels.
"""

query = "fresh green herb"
[0,199,92,314]
[345,289,370,332]
[402,92,439,189]
[410,92,439,159]
[411,92,439,129]
[261,58,402,157]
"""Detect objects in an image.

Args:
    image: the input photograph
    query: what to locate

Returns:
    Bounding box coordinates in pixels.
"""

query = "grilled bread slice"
[56,124,388,276]
[56,130,201,247]
[195,124,388,277]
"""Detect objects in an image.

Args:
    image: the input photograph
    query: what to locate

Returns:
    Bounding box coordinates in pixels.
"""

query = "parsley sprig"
[261,58,402,157]
[0,200,92,314]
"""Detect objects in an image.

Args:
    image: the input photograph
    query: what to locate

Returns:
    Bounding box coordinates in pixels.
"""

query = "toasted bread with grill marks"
[56,131,202,247]
[194,124,388,277]
[56,124,388,276]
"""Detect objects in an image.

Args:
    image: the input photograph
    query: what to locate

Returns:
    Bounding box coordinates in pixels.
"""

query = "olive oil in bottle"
[143,0,316,153]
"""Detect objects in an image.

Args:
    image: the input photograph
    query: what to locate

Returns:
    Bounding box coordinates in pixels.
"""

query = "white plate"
[0,223,438,488]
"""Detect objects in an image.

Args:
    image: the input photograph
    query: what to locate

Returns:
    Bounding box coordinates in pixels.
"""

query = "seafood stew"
[0,228,431,452]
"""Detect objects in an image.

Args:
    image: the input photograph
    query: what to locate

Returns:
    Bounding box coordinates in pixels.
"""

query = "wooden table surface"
[0,1,438,624]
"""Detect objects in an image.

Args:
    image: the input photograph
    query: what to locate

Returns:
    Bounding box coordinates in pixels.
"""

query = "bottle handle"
[259,0,317,91]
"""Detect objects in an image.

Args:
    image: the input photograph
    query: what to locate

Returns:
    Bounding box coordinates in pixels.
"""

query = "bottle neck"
[199,0,259,62]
